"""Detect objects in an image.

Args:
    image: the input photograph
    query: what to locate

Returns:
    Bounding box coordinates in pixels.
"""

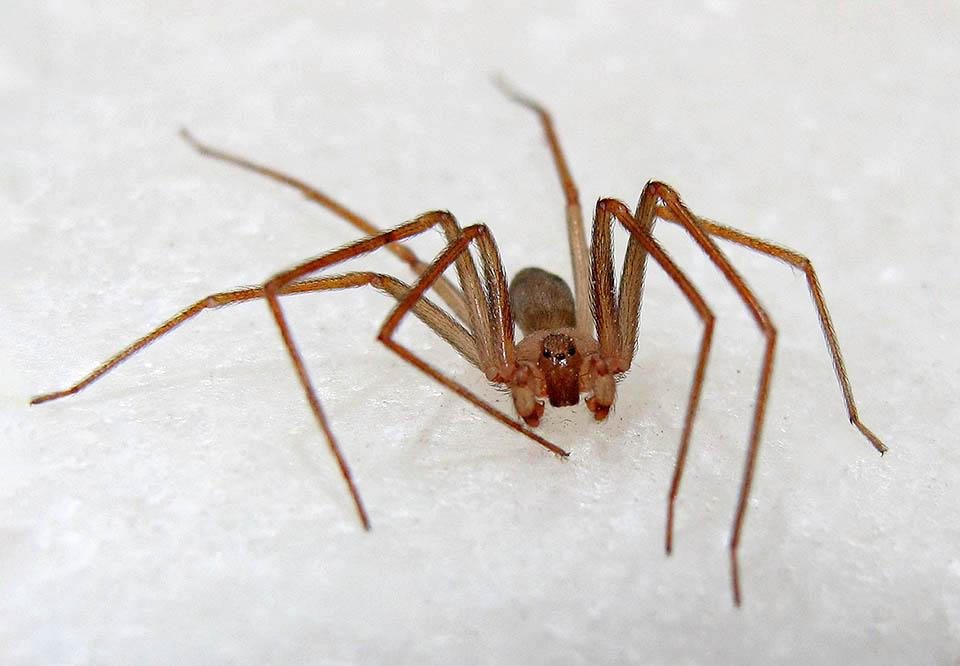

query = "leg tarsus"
[730,543,742,607]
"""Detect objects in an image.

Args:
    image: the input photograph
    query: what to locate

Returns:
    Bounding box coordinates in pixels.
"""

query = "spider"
[32,80,887,605]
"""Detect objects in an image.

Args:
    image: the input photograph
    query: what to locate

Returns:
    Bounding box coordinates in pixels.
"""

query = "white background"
[2,2,958,664]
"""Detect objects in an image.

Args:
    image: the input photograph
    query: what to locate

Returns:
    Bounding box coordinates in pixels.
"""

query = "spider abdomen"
[509,267,576,335]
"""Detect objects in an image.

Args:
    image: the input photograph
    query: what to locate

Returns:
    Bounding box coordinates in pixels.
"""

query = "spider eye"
[567,346,576,356]
[542,349,551,358]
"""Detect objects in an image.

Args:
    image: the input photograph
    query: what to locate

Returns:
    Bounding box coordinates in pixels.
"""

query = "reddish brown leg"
[262,212,569,527]
[35,207,562,529]
[34,271,477,531]
[592,197,716,559]
[654,204,887,455]
[466,220,518,377]
[180,129,470,323]
[33,213,484,526]
[29,279,362,405]
[31,272,476,406]
[493,79,593,335]
[644,181,779,606]
[364,218,569,457]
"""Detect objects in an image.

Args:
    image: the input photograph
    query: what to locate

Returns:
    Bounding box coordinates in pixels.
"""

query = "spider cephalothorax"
[507,265,610,422]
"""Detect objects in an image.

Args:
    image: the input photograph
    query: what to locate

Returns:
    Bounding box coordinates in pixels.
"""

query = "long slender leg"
[35,207,556,527]
[592,198,716,559]
[35,272,475,517]
[653,205,887,455]
[468,220,518,378]
[493,79,593,336]
[33,213,499,530]
[261,212,569,527]
[359,219,568,457]
[31,285,267,405]
[643,181,777,606]
[32,229,479,407]
[425,212,507,380]
[179,129,470,323]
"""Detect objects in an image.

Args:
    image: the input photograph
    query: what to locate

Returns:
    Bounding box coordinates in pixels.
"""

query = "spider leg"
[180,129,470,323]
[592,198,716,561]
[30,284,268,405]
[31,221,479,407]
[493,79,592,336]
[372,215,568,457]
[27,280,372,404]
[644,181,778,606]
[654,204,887,455]
[263,212,569,526]
[35,213,487,530]
[465,215,518,377]
[32,272,476,530]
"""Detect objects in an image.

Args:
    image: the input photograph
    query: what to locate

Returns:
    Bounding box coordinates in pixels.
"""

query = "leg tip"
[30,392,60,405]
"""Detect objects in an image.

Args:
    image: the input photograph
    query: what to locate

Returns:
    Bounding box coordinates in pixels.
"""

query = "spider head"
[537,332,583,407]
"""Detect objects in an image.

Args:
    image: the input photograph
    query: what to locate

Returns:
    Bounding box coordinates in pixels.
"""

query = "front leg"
[593,197,717,588]
[375,220,568,458]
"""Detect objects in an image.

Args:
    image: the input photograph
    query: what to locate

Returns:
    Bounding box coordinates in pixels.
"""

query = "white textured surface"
[2,2,958,664]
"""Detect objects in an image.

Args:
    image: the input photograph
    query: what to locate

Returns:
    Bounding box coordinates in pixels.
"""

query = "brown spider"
[32,80,887,605]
